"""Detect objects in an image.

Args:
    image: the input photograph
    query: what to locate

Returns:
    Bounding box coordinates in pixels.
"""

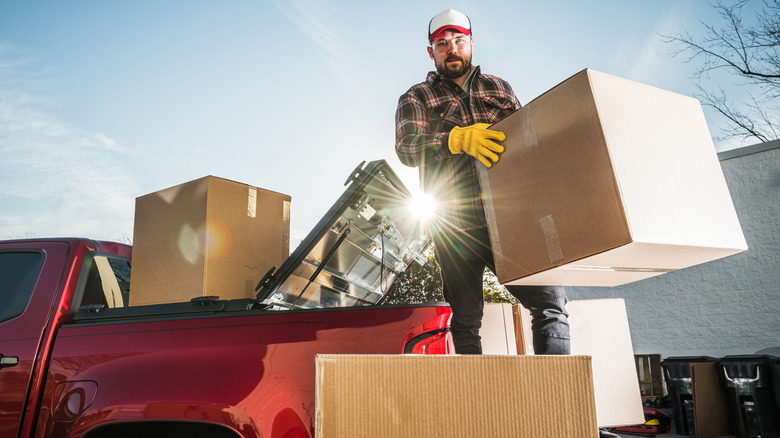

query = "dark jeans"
[432,226,570,355]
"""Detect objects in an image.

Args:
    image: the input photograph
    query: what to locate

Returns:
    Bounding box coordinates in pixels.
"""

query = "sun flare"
[408,193,437,221]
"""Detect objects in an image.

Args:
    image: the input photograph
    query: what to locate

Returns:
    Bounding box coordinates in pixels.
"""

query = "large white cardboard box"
[480,302,518,354]
[480,69,748,286]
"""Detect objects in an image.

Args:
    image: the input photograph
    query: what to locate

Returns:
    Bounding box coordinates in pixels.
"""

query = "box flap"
[588,69,747,250]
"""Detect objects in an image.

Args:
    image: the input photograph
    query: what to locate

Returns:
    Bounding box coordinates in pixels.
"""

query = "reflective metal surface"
[258,161,428,309]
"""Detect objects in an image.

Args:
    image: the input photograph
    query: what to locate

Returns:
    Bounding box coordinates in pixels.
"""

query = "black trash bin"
[661,356,716,435]
[773,356,780,424]
[718,355,779,438]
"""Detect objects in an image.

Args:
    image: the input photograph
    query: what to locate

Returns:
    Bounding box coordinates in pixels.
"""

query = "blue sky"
[0,1,762,247]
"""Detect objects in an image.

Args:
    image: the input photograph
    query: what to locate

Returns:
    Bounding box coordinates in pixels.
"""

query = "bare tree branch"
[661,0,780,142]
[696,84,771,143]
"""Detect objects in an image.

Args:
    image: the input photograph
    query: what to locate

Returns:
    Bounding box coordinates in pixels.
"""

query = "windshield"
[257,160,429,310]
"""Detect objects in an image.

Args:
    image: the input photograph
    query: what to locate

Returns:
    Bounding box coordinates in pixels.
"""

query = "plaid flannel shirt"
[395,66,520,232]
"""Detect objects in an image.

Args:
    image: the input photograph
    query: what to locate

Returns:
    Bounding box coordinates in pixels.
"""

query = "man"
[395,9,570,355]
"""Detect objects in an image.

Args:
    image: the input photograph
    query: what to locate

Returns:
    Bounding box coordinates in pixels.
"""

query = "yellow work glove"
[447,123,506,168]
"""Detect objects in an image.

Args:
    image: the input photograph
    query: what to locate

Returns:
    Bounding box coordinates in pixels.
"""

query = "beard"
[435,53,472,79]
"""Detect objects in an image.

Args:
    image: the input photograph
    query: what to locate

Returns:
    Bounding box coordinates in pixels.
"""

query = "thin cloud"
[273,0,354,73]
[611,7,689,89]
[0,46,140,241]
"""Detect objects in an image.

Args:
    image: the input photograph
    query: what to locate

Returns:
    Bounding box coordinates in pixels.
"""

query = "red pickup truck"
[0,161,453,438]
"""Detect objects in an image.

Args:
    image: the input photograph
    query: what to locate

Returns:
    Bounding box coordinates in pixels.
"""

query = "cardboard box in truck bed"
[315,354,598,438]
[479,68,747,286]
[130,175,291,305]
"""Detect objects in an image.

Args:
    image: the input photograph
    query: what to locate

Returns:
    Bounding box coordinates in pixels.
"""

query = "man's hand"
[447,123,506,168]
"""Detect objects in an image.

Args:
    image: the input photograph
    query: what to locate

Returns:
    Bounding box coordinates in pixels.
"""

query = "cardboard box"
[480,303,518,354]
[479,69,747,286]
[514,299,644,428]
[315,354,598,438]
[130,176,291,305]
[691,362,734,438]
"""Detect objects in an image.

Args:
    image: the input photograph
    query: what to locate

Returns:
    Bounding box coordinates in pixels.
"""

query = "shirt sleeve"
[504,80,521,110]
[394,89,450,168]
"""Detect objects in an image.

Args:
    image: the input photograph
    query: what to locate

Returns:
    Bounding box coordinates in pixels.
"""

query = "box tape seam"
[540,214,564,264]
[247,187,257,218]
[478,165,504,263]
[518,105,538,149]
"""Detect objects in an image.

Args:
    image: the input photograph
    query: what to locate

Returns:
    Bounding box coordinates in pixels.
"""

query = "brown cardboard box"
[691,362,734,438]
[129,176,291,305]
[479,69,747,286]
[514,299,645,428]
[315,354,598,438]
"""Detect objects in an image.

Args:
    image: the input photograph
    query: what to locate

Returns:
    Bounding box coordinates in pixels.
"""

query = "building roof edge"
[718,139,779,161]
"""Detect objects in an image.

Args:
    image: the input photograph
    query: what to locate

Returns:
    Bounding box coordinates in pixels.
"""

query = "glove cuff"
[448,126,463,154]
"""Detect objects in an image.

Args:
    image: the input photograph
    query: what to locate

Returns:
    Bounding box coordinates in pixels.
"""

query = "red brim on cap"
[429,26,471,41]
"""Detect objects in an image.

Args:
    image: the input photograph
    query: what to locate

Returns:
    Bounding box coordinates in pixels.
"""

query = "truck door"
[0,241,70,437]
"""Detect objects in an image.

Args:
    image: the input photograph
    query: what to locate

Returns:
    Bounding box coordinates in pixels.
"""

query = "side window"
[79,255,131,309]
[0,251,44,322]
[108,257,131,305]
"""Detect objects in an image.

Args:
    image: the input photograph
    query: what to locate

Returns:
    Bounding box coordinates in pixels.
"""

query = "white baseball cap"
[428,9,471,41]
